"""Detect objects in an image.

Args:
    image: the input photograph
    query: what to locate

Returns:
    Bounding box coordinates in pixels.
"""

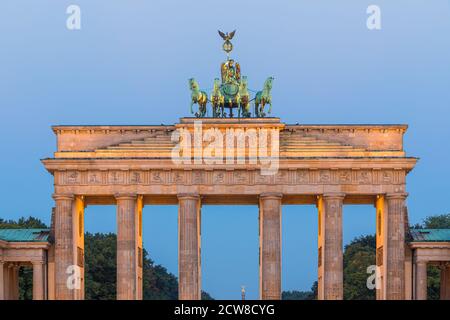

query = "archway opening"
[142,205,178,300]
[282,205,318,300]
[84,205,117,300]
[342,204,376,300]
[201,205,259,300]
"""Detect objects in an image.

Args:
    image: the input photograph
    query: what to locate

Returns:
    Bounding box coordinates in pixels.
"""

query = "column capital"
[259,192,283,200]
[386,192,408,200]
[177,193,200,201]
[31,260,45,266]
[52,194,74,201]
[115,193,137,201]
[415,260,428,265]
[323,192,346,200]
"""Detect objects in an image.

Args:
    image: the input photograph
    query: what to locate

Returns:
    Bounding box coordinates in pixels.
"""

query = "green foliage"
[0,216,48,229]
[201,291,214,300]
[84,232,117,300]
[422,213,450,229]
[427,265,441,300]
[142,247,178,300]
[343,235,376,300]
[18,267,33,300]
[310,281,318,299]
[282,290,313,300]
[282,281,317,300]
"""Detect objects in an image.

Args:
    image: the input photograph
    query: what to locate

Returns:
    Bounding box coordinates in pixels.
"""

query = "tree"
[282,282,317,300]
[201,291,214,300]
[421,213,450,229]
[282,290,313,300]
[0,216,47,229]
[84,233,117,300]
[343,235,376,300]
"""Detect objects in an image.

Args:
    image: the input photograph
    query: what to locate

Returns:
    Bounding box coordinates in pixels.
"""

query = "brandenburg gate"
[42,117,417,300]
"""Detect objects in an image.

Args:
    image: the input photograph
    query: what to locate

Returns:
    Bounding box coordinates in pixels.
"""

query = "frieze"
[58,168,406,187]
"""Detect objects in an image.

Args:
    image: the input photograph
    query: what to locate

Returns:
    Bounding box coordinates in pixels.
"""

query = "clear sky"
[1,1,450,299]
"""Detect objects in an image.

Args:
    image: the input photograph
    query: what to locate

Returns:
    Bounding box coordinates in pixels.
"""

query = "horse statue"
[238,76,251,118]
[254,77,274,118]
[210,78,225,117]
[189,78,208,118]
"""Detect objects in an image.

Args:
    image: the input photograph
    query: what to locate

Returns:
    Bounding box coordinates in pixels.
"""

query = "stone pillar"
[385,193,407,300]
[259,193,282,300]
[32,261,45,300]
[318,193,344,300]
[10,264,19,300]
[415,261,427,300]
[0,261,4,300]
[375,195,386,300]
[73,196,85,300]
[178,194,201,300]
[116,194,140,300]
[440,264,450,300]
[3,263,10,300]
[53,194,76,300]
[7,264,13,300]
[136,195,144,300]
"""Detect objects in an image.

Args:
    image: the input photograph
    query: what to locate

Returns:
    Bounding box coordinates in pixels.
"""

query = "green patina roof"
[410,229,450,242]
[0,229,50,242]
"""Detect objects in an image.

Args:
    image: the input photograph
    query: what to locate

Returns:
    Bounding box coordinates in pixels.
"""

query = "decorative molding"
[56,168,406,187]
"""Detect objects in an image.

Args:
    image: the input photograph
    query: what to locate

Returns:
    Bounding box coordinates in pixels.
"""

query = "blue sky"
[1,1,450,299]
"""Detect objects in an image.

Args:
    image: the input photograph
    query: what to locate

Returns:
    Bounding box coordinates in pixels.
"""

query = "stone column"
[7,264,13,300]
[385,193,407,300]
[259,193,282,300]
[10,264,19,300]
[178,194,201,300]
[116,194,139,300]
[53,194,76,300]
[415,261,427,300]
[440,264,450,300]
[0,261,4,300]
[32,261,45,300]
[3,263,10,300]
[319,193,344,300]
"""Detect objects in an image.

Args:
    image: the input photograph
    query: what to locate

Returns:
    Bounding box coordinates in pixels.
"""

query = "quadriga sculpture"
[189,78,208,118]
[254,77,274,118]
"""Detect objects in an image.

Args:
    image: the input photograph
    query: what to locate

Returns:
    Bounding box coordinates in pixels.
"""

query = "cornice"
[409,242,450,249]
[52,125,176,134]
[41,157,418,172]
